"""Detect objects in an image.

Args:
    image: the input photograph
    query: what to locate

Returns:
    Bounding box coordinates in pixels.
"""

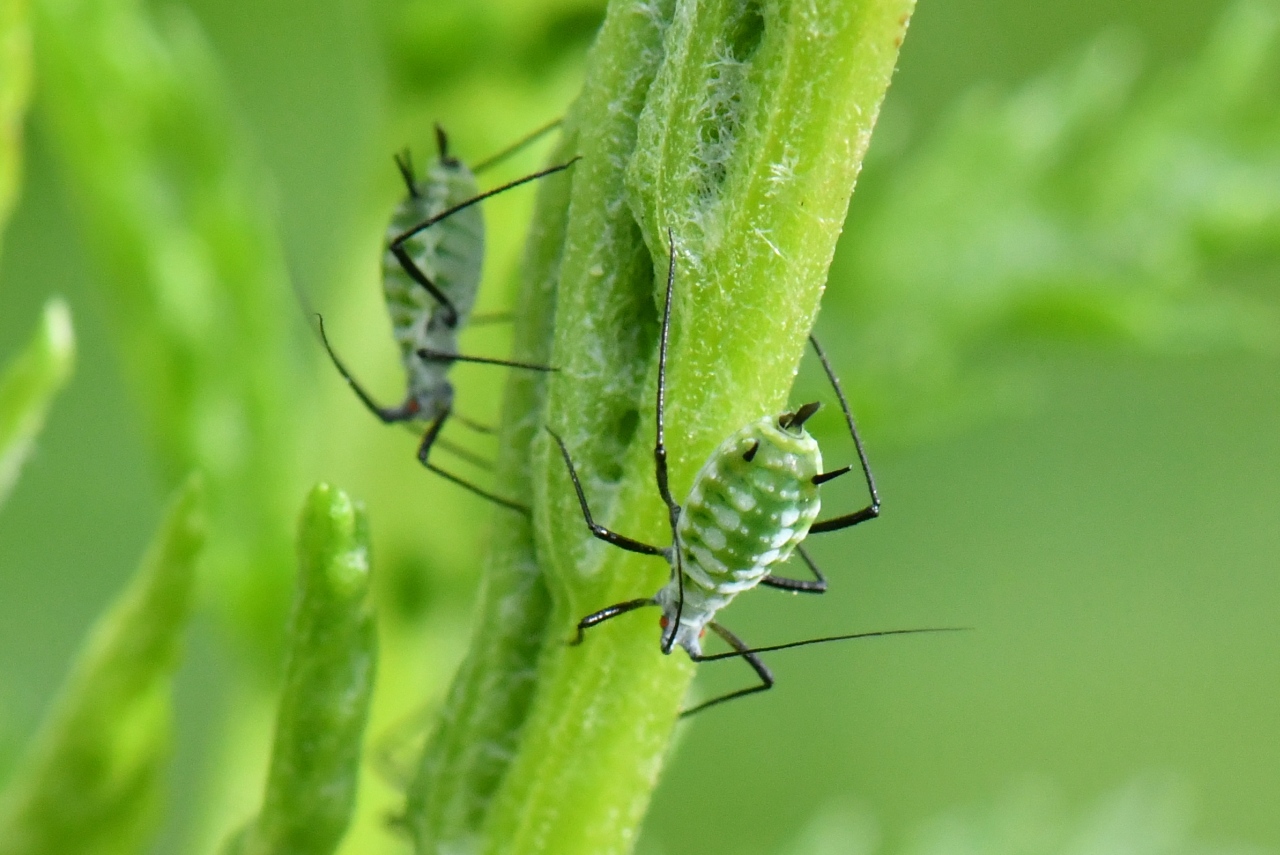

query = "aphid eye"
[742,441,760,462]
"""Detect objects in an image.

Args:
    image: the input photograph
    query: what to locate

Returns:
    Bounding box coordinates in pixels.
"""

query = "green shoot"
[226,484,377,855]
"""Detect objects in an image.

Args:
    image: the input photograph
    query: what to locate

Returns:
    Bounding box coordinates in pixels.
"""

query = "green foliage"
[226,484,377,855]
[0,476,205,855]
[0,0,31,234]
[826,0,1280,438]
[5,0,1280,854]
[0,299,74,509]
[31,0,303,654]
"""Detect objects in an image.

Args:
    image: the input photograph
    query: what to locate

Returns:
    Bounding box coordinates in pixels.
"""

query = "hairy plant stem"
[410,1,914,852]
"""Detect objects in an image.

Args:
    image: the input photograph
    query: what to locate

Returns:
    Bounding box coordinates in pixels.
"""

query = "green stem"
[413,1,914,853]
[0,299,74,509]
[226,484,377,855]
[0,475,205,855]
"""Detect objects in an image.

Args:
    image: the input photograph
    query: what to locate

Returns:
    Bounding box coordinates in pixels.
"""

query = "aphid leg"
[390,158,580,257]
[468,311,514,326]
[389,155,582,326]
[432,435,493,471]
[807,334,882,535]
[419,408,529,514]
[569,597,657,646]
[760,544,828,594]
[417,347,556,373]
[317,314,418,423]
[370,701,434,790]
[449,411,495,435]
[546,428,665,556]
[654,229,685,653]
[683,622,775,717]
[390,243,462,328]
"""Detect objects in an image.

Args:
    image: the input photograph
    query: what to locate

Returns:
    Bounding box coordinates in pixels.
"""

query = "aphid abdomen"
[381,161,483,415]
[677,418,823,594]
[382,162,484,357]
[656,419,822,657]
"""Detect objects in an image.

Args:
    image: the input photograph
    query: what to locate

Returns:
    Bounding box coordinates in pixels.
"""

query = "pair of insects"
[320,124,949,716]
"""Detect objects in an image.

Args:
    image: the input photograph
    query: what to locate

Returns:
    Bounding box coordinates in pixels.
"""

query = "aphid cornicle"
[550,231,952,716]
[319,121,577,512]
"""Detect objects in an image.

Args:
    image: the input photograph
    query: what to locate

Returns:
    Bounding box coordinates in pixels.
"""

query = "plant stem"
[410,0,914,853]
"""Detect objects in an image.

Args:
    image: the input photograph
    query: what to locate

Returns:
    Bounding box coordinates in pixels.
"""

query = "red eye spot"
[659,616,669,629]
[698,627,707,638]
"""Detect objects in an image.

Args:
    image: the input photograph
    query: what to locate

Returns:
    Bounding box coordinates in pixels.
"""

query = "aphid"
[320,121,577,512]
[550,231,953,716]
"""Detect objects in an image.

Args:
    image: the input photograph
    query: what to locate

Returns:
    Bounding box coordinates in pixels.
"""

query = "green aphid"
[319,121,576,512]
[551,232,952,716]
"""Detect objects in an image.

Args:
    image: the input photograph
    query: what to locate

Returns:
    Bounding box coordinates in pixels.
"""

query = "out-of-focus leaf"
[825,0,1280,442]
[378,0,605,99]
[225,483,377,855]
[777,778,1267,855]
[0,0,30,235]
[901,777,1262,855]
[0,475,205,855]
[0,298,74,509]
[32,0,304,655]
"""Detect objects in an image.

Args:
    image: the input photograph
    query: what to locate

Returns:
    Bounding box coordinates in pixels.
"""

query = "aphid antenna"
[692,626,970,663]
[390,156,582,248]
[471,117,565,175]
[417,347,559,373]
[655,228,684,654]
[678,626,970,717]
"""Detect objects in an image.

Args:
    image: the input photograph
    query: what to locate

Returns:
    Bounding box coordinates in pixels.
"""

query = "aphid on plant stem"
[320,120,578,513]
[549,231,959,716]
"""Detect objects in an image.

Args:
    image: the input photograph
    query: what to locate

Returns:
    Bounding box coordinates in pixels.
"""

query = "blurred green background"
[0,0,1276,853]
